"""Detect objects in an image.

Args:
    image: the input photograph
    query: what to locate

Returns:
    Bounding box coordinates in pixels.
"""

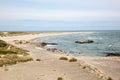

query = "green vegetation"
[57,77,63,80]
[0,32,40,37]
[9,46,29,55]
[59,57,78,62]
[0,40,32,67]
[0,40,7,47]
[69,58,77,62]
[0,51,17,55]
[107,77,113,80]
[0,32,6,37]
[0,54,33,67]
[0,40,29,55]
[82,66,86,69]
[59,57,68,60]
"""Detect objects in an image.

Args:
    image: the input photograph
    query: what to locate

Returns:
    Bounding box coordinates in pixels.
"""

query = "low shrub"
[82,66,86,69]
[57,77,63,80]
[69,58,77,62]
[107,77,112,80]
[59,57,68,60]
[4,68,9,71]
[0,40,7,47]
[36,59,41,61]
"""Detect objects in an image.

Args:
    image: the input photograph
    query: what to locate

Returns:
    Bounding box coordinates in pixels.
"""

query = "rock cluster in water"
[46,48,66,54]
[75,40,94,44]
[106,53,120,57]
[46,43,58,45]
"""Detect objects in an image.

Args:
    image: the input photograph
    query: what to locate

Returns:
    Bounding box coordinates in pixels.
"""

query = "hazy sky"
[0,0,120,31]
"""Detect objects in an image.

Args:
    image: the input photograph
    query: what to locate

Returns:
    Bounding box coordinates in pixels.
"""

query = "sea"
[37,30,120,56]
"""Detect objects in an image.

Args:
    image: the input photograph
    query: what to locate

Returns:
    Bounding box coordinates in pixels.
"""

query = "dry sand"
[79,56,120,80]
[0,32,120,80]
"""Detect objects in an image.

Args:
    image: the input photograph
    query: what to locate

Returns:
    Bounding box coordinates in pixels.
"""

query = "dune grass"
[0,40,7,47]
[0,40,32,67]
[0,54,33,67]
[0,32,40,37]
[0,40,29,55]
[0,51,17,55]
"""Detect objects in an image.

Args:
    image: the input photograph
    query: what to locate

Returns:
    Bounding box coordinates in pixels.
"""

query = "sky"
[0,0,120,31]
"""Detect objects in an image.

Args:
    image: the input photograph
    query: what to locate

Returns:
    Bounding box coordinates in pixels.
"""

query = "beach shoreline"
[0,32,120,80]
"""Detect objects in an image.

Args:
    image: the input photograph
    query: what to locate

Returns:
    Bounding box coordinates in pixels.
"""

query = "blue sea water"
[37,30,120,56]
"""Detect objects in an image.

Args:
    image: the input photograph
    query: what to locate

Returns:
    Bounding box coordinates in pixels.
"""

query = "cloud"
[25,0,120,7]
[26,0,120,4]
[0,5,120,20]
[0,0,120,20]
[1,0,120,11]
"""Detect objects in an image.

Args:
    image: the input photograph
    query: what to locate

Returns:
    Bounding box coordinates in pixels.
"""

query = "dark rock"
[46,48,66,54]
[75,40,94,44]
[69,51,75,54]
[47,48,50,51]
[46,43,58,45]
[47,48,57,52]
[13,40,31,44]
[34,42,58,47]
[40,42,47,46]
[106,53,120,57]
[35,42,47,47]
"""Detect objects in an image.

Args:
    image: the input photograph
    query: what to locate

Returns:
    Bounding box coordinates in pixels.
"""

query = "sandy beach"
[0,32,120,80]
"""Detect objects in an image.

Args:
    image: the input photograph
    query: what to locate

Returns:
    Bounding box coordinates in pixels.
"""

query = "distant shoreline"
[0,30,120,32]
[0,32,83,42]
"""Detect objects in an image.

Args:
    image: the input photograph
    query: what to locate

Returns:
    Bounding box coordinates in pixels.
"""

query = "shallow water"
[37,31,120,56]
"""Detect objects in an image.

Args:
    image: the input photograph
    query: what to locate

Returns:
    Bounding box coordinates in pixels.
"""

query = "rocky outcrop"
[47,48,57,52]
[46,48,66,54]
[106,53,120,57]
[46,43,58,45]
[33,42,47,47]
[75,40,94,44]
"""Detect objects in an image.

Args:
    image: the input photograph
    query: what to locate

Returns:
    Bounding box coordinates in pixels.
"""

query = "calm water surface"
[37,31,120,56]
